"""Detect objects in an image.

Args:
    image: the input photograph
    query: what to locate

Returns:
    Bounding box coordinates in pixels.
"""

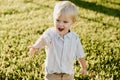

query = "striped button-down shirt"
[33,27,85,75]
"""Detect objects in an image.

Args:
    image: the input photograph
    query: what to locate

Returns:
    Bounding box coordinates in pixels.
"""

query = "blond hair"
[53,1,78,22]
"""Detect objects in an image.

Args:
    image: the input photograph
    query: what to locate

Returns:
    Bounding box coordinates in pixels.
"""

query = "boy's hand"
[81,69,87,76]
[28,46,35,56]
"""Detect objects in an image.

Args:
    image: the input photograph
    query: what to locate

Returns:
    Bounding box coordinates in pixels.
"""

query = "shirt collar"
[64,30,72,38]
[55,29,72,39]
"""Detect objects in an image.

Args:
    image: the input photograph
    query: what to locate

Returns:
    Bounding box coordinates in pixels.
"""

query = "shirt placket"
[60,38,64,73]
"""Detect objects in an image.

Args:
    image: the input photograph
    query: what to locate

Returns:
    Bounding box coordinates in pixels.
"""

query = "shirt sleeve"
[42,28,52,46]
[75,38,85,59]
[32,28,52,50]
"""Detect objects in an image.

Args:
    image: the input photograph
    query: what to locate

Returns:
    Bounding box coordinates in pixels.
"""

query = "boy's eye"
[64,21,68,23]
[56,19,60,22]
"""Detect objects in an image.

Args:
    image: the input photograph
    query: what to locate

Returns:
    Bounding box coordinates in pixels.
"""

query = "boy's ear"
[72,19,76,24]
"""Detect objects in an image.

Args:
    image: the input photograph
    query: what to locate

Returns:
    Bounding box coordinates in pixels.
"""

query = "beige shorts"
[44,73,74,80]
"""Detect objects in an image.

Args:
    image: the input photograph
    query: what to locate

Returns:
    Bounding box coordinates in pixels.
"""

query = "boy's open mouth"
[58,28,64,32]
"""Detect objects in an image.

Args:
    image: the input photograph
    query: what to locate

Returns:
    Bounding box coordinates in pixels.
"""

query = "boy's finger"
[28,46,32,48]
[28,46,34,48]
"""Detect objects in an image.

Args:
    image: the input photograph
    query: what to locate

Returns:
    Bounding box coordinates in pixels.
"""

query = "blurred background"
[0,0,120,80]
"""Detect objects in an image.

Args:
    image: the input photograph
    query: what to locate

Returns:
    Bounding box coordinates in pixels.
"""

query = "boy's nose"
[59,22,64,27]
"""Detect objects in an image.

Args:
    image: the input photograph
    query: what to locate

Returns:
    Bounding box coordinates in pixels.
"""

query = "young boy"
[29,1,87,80]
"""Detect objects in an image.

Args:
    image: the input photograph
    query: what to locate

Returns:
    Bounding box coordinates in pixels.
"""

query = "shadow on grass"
[58,0,120,18]
[79,16,118,28]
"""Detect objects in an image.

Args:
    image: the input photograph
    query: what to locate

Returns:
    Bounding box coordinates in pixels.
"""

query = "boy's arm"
[29,47,36,56]
[28,36,46,56]
[77,58,87,76]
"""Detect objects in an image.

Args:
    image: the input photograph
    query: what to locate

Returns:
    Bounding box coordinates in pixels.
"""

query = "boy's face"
[54,14,74,37]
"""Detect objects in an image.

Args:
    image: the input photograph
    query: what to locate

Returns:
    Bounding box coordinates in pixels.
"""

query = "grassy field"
[0,0,120,80]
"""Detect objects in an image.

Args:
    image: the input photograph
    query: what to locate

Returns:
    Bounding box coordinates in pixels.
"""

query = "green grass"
[0,0,120,80]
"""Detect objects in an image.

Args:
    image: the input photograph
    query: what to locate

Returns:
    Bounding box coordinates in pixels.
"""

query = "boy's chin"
[57,30,62,33]
[57,31,64,36]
